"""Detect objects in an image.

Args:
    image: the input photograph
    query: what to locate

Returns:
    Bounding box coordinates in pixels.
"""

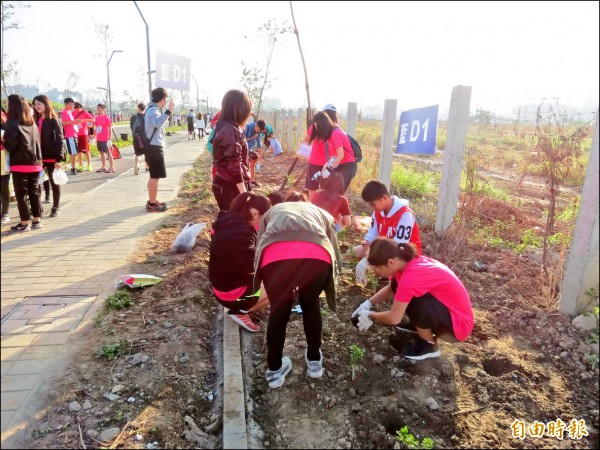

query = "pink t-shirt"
[74,110,95,136]
[393,256,474,341]
[95,114,112,142]
[260,241,331,267]
[61,109,77,138]
[308,127,355,166]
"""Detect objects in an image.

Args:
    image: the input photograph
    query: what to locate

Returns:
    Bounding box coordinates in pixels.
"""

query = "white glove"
[355,257,368,285]
[357,310,373,331]
[352,299,372,318]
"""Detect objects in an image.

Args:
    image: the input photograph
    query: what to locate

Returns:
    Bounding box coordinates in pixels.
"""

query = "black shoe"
[70,168,77,175]
[43,196,50,204]
[50,207,60,217]
[401,338,441,360]
[10,222,31,232]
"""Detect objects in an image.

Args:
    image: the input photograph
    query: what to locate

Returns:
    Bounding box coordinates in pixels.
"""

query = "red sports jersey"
[367,199,422,254]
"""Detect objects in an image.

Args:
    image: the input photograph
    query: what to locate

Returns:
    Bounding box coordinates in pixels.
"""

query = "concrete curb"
[222,309,248,449]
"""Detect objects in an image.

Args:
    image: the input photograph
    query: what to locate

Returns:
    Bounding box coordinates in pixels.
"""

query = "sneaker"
[86,165,93,172]
[50,207,60,217]
[228,312,261,332]
[10,223,30,232]
[96,167,107,173]
[43,195,50,204]
[265,356,292,389]
[305,348,323,378]
[134,164,139,175]
[70,168,77,175]
[146,202,168,212]
[76,165,84,172]
[400,338,441,361]
[31,221,42,229]
[1,214,9,224]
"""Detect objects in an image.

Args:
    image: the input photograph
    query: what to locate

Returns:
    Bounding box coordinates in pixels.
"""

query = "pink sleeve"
[331,128,344,151]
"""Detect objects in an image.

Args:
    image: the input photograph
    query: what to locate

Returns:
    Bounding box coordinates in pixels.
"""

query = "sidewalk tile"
[5,358,55,375]
[31,333,69,346]
[19,345,65,361]
[1,347,25,362]
[1,390,30,411]
[1,374,41,392]
[1,320,34,335]
[1,334,37,348]
[1,410,15,432]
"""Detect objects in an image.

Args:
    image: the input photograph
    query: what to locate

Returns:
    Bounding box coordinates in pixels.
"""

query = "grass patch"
[390,164,436,200]
[104,290,133,311]
[97,339,129,360]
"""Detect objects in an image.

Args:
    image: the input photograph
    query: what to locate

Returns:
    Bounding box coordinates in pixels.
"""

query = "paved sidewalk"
[0,136,203,446]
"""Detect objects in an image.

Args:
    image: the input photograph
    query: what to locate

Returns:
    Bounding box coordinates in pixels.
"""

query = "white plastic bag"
[53,168,69,185]
[38,169,47,185]
[115,274,162,288]
[296,142,312,159]
[356,257,369,285]
[171,222,207,253]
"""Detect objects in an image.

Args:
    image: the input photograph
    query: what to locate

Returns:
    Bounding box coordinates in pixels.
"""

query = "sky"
[4,1,599,118]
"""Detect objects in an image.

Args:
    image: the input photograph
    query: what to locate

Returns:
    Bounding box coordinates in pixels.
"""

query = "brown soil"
[15,145,599,449]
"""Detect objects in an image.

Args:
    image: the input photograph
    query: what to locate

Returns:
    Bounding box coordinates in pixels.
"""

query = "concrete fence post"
[434,85,472,232]
[378,99,398,190]
[347,102,357,137]
[298,107,304,144]
[287,109,294,151]
[560,111,600,314]
[276,110,284,139]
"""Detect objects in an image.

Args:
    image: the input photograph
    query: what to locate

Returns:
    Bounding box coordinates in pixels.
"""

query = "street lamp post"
[107,50,123,121]
[133,1,153,102]
[190,75,200,113]
[96,87,109,108]
[200,90,210,113]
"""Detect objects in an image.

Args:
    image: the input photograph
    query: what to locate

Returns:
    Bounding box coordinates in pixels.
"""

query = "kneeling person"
[352,238,473,360]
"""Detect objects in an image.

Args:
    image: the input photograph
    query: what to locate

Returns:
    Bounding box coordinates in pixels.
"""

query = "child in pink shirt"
[94,104,115,173]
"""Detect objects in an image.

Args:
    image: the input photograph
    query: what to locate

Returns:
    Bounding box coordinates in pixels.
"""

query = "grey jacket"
[144,102,170,148]
[254,202,342,311]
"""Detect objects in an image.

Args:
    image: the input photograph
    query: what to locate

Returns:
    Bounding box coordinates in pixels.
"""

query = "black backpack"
[347,134,363,163]
[186,114,194,126]
[133,108,157,152]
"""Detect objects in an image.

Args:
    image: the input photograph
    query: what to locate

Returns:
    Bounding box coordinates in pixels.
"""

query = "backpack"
[347,134,362,163]
[187,114,194,126]
[133,108,158,153]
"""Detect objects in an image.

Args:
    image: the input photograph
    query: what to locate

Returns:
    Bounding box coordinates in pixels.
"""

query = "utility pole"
[191,74,200,113]
[133,1,153,102]
[107,50,123,120]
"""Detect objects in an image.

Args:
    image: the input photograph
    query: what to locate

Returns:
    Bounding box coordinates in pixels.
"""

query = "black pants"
[261,258,331,370]
[1,174,10,216]
[336,161,358,193]
[211,175,250,211]
[42,162,60,208]
[405,293,458,343]
[12,172,41,221]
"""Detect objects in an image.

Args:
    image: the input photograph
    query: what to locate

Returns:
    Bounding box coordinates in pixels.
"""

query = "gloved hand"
[352,299,372,318]
[357,310,373,331]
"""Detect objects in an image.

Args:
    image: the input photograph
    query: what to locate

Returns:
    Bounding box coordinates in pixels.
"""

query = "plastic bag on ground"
[115,274,162,288]
[53,168,68,185]
[356,257,369,285]
[171,222,207,253]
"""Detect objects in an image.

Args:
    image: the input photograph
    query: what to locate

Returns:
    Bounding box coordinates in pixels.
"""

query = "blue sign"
[156,50,191,91]
[396,105,439,154]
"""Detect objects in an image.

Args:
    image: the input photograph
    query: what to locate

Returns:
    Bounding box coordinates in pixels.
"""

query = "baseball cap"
[323,103,336,112]
[64,97,75,104]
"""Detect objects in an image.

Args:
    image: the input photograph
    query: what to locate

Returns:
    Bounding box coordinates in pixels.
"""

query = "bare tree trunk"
[289,1,311,129]
[256,38,276,118]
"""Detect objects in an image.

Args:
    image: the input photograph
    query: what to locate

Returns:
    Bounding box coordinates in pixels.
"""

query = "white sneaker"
[266,356,292,388]
[134,164,139,175]
[305,348,323,378]
[0,214,9,224]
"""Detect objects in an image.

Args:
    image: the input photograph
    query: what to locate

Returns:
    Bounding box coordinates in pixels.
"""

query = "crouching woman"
[255,201,342,389]
[352,238,473,360]
[209,192,272,332]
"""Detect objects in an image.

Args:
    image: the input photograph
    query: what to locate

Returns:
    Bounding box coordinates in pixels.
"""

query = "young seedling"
[395,425,435,449]
[349,343,365,381]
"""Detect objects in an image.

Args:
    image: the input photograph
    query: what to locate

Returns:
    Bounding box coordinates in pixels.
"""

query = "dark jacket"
[39,117,65,162]
[209,210,257,292]
[130,112,144,132]
[3,119,42,168]
[211,118,250,185]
